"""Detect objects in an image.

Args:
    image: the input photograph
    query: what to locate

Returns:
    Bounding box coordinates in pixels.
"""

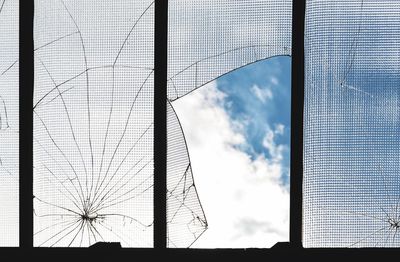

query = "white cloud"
[172,82,289,248]
[250,84,273,103]
[262,125,287,162]
[270,76,279,86]
[275,123,285,135]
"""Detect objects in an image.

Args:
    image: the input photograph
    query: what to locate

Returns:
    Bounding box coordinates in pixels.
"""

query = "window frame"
[14,0,398,259]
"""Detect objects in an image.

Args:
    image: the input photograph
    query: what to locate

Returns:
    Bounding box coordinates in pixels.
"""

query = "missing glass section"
[172,57,291,248]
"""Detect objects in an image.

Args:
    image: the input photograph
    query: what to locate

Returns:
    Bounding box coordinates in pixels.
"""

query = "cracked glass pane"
[0,0,18,246]
[33,0,154,247]
[304,0,400,247]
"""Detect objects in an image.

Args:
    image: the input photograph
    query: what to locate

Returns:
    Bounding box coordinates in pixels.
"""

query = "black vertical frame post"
[290,0,306,248]
[20,0,34,248]
[154,0,168,249]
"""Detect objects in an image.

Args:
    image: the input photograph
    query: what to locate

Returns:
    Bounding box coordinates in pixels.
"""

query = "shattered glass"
[33,0,155,247]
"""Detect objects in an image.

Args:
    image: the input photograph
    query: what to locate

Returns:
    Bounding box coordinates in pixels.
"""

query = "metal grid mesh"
[304,0,400,247]
[33,0,154,247]
[167,0,292,101]
[0,0,19,247]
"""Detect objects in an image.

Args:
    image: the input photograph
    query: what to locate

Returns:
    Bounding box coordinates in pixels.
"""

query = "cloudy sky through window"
[173,56,291,248]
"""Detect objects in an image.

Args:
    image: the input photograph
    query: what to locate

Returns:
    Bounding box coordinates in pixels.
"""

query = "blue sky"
[216,56,291,185]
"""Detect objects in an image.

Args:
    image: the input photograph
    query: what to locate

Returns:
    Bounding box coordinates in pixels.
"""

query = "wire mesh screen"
[167,0,292,101]
[33,0,154,247]
[304,0,400,247]
[0,0,18,246]
[167,0,292,247]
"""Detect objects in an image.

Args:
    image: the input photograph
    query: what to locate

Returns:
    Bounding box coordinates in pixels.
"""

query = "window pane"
[304,0,400,247]
[167,0,292,248]
[33,0,154,247]
[0,0,19,247]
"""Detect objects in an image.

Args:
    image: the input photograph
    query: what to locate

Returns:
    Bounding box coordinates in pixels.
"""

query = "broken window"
[9,0,400,250]
[167,0,292,248]
[32,0,292,248]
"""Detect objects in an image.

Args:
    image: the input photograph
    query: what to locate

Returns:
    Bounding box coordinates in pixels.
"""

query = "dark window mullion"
[154,0,168,249]
[20,0,34,248]
[290,0,306,248]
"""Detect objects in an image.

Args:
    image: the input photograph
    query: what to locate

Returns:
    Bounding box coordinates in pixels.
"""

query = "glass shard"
[167,101,207,247]
[168,0,292,100]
